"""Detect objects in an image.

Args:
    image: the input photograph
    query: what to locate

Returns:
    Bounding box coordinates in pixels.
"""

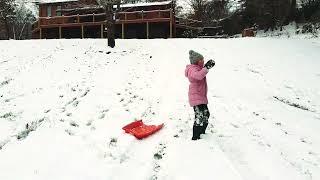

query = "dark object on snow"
[242,28,255,37]
[201,122,208,134]
[205,60,215,69]
[122,120,164,139]
[192,122,209,140]
[108,37,115,48]
[192,124,202,140]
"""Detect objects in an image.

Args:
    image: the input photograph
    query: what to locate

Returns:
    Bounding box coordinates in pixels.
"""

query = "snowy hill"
[256,22,320,39]
[0,38,320,180]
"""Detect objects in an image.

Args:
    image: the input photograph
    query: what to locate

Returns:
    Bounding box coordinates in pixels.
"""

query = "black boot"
[200,123,208,134]
[192,125,201,140]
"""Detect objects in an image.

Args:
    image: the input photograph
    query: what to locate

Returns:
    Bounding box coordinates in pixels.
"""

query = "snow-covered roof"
[35,0,172,7]
[114,0,172,9]
[35,0,78,4]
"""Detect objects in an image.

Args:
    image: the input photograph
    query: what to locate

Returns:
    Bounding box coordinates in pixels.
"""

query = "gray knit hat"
[189,50,204,64]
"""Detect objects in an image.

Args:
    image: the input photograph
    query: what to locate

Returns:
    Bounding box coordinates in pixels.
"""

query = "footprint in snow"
[0,112,15,119]
[65,129,75,136]
[173,129,184,138]
[99,112,106,119]
[230,123,240,128]
[73,100,79,107]
[0,139,10,150]
[66,97,77,106]
[205,123,215,133]
[106,141,130,163]
[0,79,12,87]
[275,122,282,126]
[300,138,312,145]
[60,107,66,113]
[86,119,93,126]
[69,121,79,127]
[80,89,90,97]
[150,142,167,179]
[253,112,260,116]
[16,118,46,140]
[109,137,117,147]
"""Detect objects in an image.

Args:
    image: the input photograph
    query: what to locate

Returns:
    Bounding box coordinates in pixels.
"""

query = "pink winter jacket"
[185,64,209,107]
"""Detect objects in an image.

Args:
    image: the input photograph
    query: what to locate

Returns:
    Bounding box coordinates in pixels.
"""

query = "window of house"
[47,6,52,17]
[57,6,62,16]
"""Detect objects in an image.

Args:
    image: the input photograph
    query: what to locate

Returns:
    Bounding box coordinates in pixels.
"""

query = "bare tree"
[189,0,231,25]
[239,0,296,30]
[189,0,207,21]
[13,1,35,39]
[204,0,230,21]
[0,0,15,39]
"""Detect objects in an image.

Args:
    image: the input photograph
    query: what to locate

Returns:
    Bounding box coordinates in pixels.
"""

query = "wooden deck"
[32,9,174,39]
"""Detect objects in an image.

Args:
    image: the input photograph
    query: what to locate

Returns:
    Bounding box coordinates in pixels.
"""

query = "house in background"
[32,0,201,39]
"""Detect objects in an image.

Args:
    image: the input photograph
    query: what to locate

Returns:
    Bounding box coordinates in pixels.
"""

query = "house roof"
[35,0,172,6]
[35,0,78,4]
[113,0,172,8]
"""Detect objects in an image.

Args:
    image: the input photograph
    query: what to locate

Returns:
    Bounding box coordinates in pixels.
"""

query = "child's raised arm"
[187,67,208,80]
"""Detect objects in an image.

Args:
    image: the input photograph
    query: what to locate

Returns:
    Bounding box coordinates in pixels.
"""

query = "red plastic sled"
[122,120,164,139]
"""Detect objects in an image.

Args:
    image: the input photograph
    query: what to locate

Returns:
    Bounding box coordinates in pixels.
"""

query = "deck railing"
[175,17,202,28]
[32,9,172,30]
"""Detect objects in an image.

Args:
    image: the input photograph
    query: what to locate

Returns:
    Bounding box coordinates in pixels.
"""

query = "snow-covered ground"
[256,22,320,39]
[0,38,320,180]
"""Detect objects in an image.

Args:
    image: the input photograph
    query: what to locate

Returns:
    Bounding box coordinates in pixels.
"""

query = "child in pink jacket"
[185,50,215,140]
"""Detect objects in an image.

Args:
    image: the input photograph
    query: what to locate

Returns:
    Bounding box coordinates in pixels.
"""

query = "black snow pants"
[192,104,210,140]
[193,104,210,126]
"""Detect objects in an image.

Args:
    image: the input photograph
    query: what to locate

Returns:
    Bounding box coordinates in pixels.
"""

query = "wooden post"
[59,26,62,39]
[122,23,125,39]
[170,9,173,38]
[38,18,41,28]
[39,28,42,39]
[146,22,149,39]
[81,25,84,39]
[62,15,64,23]
[93,13,95,22]
[101,24,103,38]
[141,10,144,20]
[170,21,172,38]
[77,14,80,23]
[125,13,127,21]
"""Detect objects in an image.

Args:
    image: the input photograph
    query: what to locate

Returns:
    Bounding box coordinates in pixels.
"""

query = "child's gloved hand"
[205,59,215,69]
